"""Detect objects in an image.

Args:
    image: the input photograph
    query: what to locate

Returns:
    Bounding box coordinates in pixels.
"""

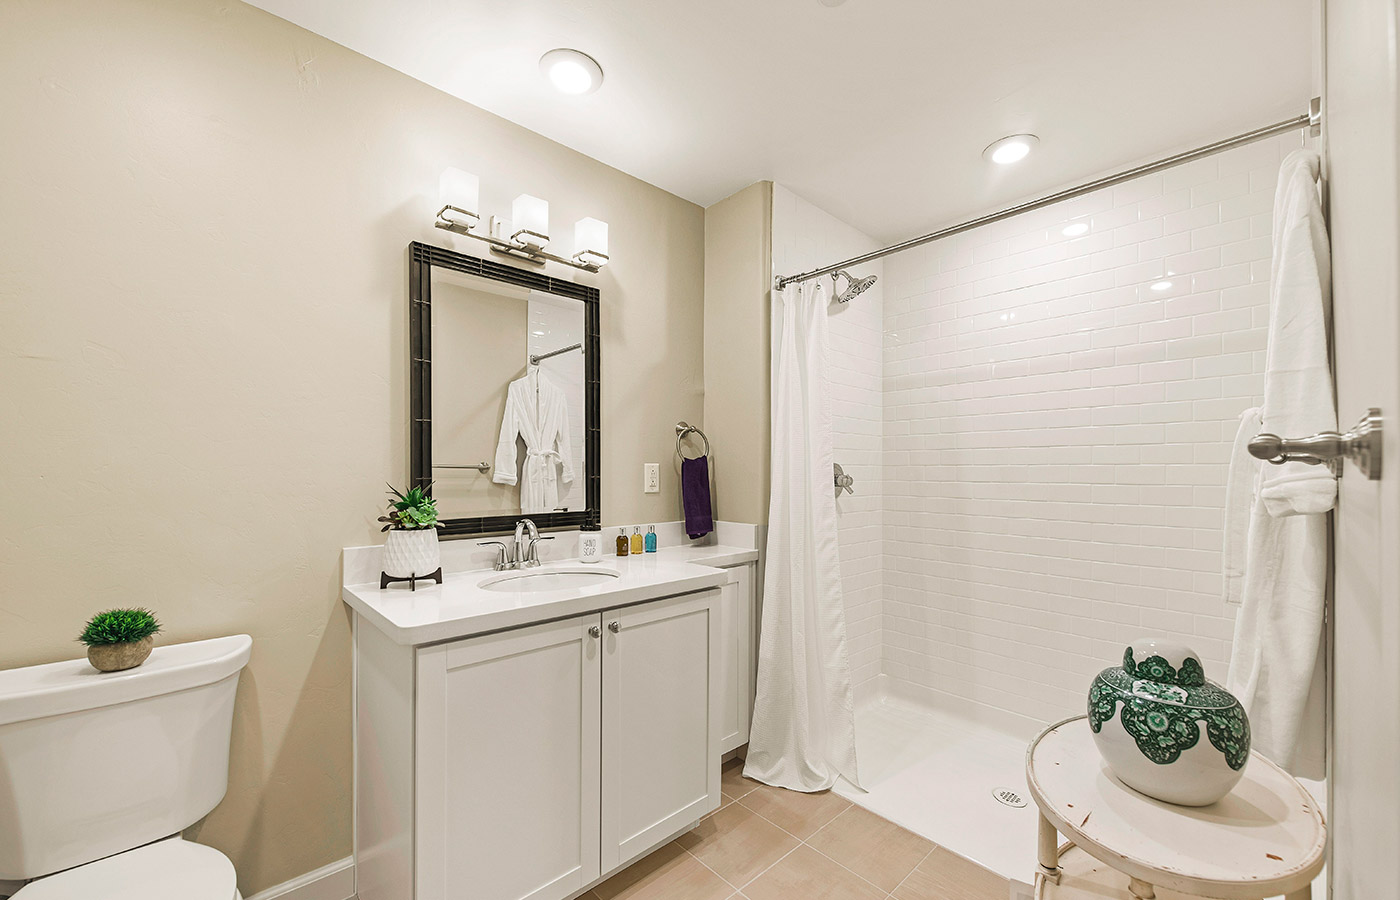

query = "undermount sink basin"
[480,568,621,593]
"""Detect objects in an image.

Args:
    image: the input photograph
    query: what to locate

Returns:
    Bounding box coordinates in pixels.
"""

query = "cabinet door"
[416,613,602,900]
[717,564,756,753]
[601,590,720,872]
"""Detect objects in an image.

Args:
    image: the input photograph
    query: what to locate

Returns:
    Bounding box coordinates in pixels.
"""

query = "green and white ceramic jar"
[1088,639,1250,807]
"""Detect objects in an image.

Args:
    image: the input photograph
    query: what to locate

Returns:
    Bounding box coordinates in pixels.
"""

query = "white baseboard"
[245,857,354,900]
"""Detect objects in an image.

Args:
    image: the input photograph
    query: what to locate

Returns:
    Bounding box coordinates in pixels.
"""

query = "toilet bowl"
[0,635,253,899]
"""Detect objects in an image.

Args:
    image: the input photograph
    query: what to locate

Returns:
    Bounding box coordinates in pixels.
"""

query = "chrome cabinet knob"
[589,625,602,638]
[608,621,621,633]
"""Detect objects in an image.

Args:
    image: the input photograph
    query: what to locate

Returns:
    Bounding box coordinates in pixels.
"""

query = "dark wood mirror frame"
[408,241,601,537]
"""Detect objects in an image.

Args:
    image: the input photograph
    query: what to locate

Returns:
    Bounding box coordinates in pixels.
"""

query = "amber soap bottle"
[615,528,629,557]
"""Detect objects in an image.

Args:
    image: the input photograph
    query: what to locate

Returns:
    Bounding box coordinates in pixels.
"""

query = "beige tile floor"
[586,759,1009,900]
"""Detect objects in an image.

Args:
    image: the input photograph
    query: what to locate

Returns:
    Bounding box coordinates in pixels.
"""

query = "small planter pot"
[382,528,441,579]
[87,636,154,673]
[1088,639,1250,807]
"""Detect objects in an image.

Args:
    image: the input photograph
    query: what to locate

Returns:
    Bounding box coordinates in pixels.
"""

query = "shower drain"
[992,787,1027,808]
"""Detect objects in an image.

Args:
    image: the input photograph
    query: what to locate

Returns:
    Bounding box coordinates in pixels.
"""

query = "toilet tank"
[0,634,252,880]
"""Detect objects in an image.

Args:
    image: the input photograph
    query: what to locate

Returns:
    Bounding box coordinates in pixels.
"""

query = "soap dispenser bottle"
[615,528,629,557]
[645,525,658,553]
[630,526,644,555]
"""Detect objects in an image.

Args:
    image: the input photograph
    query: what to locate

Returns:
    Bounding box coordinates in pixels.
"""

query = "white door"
[717,564,756,753]
[601,590,721,872]
[416,614,603,900]
[1325,2,1400,898]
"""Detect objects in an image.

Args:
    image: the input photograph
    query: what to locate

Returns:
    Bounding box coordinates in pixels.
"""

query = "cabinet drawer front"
[601,590,721,871]
[417,614,602,900]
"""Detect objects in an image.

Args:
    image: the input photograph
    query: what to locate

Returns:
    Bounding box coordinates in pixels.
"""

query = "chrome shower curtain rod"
[773,99,1322,290]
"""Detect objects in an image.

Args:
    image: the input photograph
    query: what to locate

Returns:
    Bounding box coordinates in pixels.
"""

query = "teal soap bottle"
[644,525,657,553]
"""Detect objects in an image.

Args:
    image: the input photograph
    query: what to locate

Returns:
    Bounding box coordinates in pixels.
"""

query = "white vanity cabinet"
[354,587,721,900]
[714,562,758,754]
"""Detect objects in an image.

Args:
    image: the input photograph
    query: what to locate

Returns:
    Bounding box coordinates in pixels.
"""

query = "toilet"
[0,634,252,899]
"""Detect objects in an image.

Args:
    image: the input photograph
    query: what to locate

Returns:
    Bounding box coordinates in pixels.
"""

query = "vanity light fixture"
[433,169,609,273]
[540,49,604,96]
[438,168,480,230]
[573,217,610,268]
[983,134,1039,165]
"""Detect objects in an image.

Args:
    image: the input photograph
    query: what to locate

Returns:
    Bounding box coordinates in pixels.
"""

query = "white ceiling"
[245,0,1314,242]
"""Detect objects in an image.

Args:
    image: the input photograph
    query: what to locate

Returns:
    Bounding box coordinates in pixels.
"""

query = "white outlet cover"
[643,463,660,493]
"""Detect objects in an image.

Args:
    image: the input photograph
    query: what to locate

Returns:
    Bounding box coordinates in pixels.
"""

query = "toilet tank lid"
[0,634,252,727]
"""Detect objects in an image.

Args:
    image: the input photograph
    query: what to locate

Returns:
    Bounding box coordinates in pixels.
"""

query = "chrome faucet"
[481,518,553,570]
[513,518,539,568]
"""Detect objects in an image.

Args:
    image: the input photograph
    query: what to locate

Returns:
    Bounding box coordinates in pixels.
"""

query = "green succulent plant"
[378,483,440,531]
[78,608,162,646]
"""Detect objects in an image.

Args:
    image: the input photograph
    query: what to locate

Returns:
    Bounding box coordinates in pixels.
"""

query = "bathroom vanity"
[344,538,758,900]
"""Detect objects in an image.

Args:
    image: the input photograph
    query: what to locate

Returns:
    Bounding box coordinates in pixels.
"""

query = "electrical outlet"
[643,463,660,493]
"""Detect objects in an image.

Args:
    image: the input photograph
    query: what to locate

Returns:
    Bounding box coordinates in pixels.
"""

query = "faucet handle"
[524,535,554,567]
[478,540,510,571]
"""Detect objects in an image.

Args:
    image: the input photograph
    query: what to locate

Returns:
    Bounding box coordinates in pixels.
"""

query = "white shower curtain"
[743,279,860,793]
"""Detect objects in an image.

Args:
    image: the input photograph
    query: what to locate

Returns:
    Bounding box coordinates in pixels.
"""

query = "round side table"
[1025,716,1325,900]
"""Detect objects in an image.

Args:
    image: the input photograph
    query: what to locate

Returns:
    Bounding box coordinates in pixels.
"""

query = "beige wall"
[0,0,703,894]
[703,183,772,525]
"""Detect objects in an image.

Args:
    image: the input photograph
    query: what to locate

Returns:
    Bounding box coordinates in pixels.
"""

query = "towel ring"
[675,421,710,459]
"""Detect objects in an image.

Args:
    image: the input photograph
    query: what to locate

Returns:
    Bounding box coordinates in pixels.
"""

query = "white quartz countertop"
[343,545,757,646]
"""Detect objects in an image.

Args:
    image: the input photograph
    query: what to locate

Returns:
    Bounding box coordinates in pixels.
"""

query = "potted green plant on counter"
[378,483,442,588]
[79,608,162,672]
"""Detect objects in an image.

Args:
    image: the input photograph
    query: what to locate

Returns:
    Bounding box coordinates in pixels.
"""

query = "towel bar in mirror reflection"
[434,462,492,473]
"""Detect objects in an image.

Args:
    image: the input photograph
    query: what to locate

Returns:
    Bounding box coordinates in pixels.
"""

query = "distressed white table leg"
[1037,812,1062,884]
[1284,886,1312,900]
[1128,877,1156,900]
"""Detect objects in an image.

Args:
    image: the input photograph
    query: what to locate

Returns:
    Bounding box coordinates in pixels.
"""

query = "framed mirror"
[408,242,600,537]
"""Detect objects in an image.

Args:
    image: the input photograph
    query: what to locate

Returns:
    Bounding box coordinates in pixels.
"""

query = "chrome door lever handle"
[1248,408,1382,480]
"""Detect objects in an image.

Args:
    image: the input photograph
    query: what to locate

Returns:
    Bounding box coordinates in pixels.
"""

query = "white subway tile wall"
[881,134,1292,724]
[772,185,886,686]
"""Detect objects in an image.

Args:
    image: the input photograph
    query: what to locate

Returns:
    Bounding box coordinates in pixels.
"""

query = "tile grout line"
[885,846,937,900]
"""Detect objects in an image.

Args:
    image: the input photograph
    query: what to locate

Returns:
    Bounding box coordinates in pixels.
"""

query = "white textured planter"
[382,528,441,578]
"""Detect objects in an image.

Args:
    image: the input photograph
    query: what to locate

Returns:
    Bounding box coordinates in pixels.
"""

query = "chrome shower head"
[831,269,878,303]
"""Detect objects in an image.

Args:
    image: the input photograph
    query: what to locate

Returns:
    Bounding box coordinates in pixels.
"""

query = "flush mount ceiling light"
[1062,222,1089,237]
[539,48,604,96]
[983,134,1039,165]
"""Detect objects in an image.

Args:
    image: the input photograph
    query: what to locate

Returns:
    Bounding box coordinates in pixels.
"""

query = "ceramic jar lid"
[1121,638,1206,688]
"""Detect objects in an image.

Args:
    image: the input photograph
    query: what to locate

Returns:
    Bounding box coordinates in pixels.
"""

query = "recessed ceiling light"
[1150,280,1173,291]
[539,48,604,96]
[983,134,1039,165]
[1062,222,1089,237]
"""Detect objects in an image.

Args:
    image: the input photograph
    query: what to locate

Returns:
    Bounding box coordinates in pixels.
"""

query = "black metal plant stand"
[380,567,443,591]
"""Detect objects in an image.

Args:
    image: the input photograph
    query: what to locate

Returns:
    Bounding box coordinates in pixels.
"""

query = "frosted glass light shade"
[438,168,480,228]
[573,217,609,267]
[511,194,550,247]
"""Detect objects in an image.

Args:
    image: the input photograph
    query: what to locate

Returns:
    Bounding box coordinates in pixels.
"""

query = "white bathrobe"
[1224,149,1333,776]
[492,367,575,514]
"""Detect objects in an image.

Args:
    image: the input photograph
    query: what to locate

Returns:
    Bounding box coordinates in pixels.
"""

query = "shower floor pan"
[833,676,1326,899]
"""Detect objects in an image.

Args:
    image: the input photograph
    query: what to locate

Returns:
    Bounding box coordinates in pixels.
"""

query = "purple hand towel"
[681,455,714,539]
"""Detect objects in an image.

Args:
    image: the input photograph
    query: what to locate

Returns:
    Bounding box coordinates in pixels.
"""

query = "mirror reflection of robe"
[492,366,575,514]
